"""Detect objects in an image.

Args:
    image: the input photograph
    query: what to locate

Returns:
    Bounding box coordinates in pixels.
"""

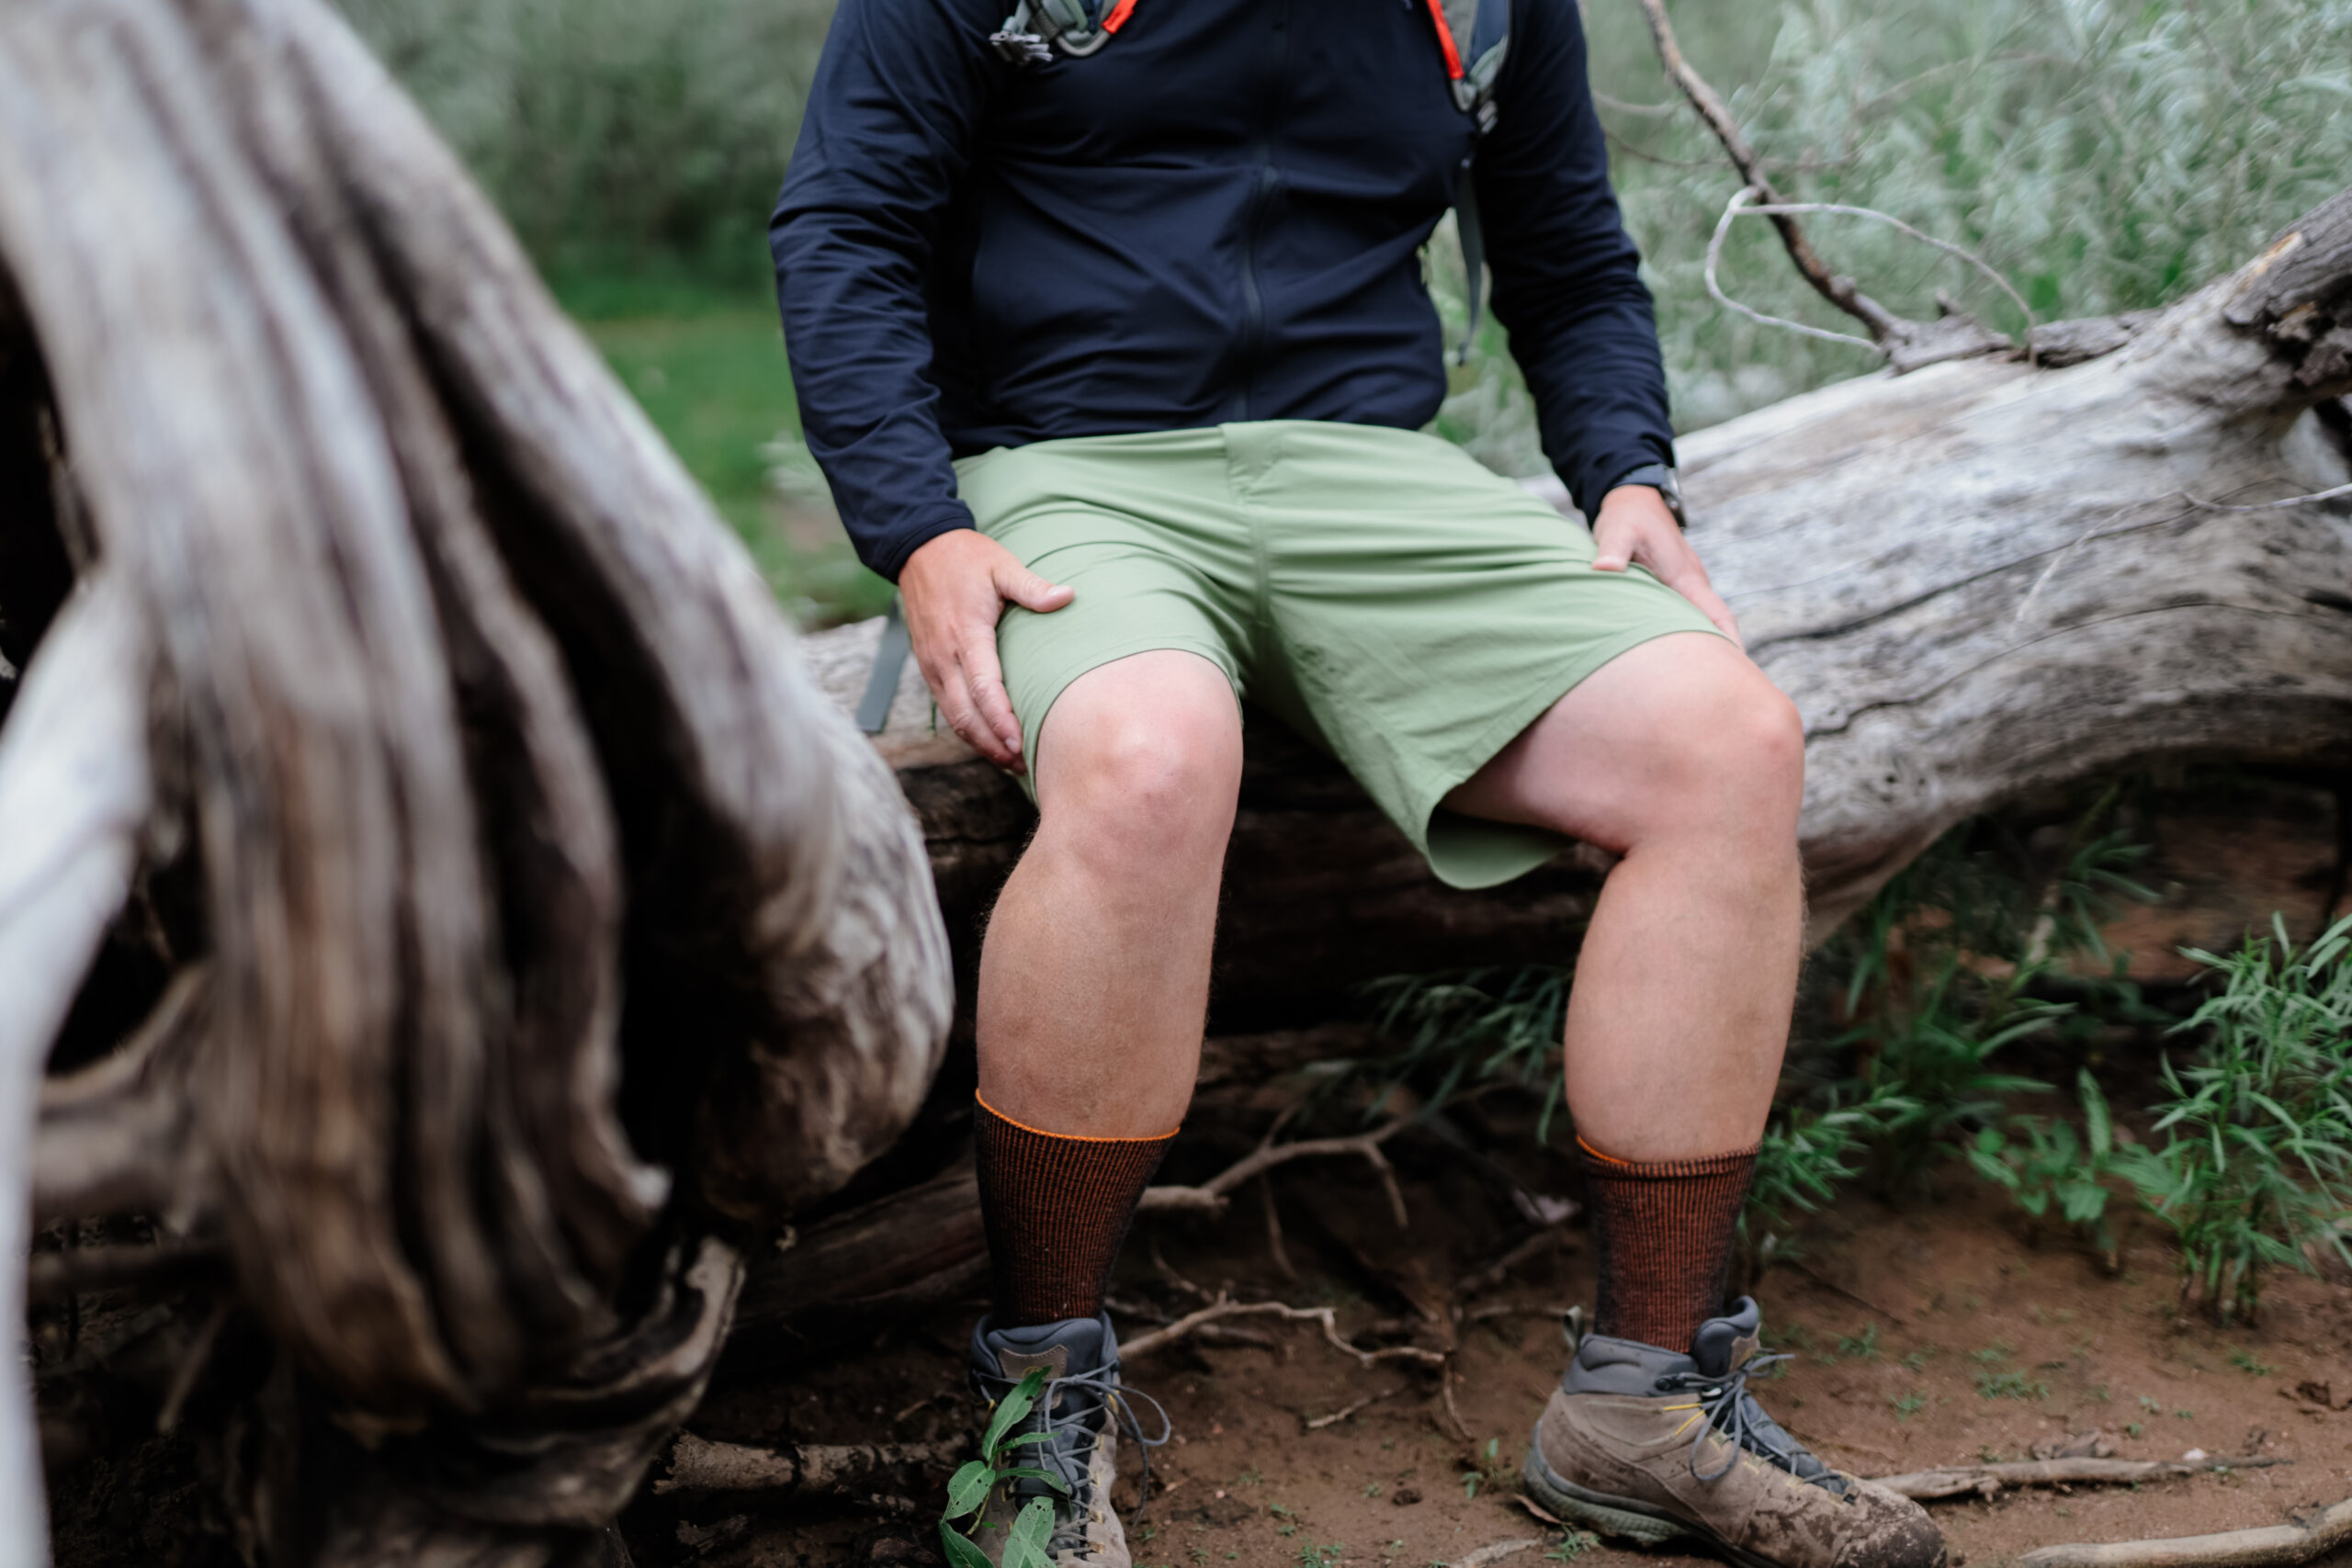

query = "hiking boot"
[1521,1299,1945,1568]
[964,1313,1162,1568]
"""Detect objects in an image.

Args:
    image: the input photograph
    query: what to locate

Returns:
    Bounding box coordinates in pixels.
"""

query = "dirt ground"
[633,1133,2352,1568]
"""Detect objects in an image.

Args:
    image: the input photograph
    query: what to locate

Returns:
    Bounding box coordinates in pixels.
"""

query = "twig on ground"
[1304,1383,1407,1431]
[1451,1539,1546,1568]
[1119,1292,1446,1369]
[1148,1235,1216,1304]
[1140,1112,1412,1227]
[1876,1455,2290,1502]
[2017,1495,2352,1568]
[1261,1174,1298,1281]
[1439,1365,1473,1442]
[1778,1257,1908,1327]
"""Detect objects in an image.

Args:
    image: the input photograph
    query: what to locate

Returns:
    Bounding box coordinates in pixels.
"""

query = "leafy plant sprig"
[942,1368,1069,1568]
[2112,915,2352,1324]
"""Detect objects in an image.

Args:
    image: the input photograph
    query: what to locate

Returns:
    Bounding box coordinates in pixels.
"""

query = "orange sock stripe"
[975,1091,1179,1144]
[1101,0,1139,31]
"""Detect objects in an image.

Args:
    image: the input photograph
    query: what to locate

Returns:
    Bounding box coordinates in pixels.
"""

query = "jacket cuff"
[866,502,979,583]
[1577,446,1678,521]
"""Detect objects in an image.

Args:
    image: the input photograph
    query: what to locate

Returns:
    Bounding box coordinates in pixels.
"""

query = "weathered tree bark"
[0,0,951,1562]
[806,188,2352,1008]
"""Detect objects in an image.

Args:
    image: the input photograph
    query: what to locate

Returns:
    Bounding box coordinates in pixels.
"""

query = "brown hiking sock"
[1578,1135,1758,1352]
[974,1094,1177,1328]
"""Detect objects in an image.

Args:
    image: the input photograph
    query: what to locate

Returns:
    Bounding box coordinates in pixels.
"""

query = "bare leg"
[1446,632,1805,1160]
[976,649,1243,1138]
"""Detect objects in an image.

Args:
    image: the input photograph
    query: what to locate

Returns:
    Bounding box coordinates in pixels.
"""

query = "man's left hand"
[1589,483,1742,646]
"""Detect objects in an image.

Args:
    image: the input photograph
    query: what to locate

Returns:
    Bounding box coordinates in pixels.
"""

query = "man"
[772,4,1944,1566]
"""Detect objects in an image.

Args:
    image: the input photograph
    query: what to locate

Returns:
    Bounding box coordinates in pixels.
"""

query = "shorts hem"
[1408,622,1729,890]
[1009,635,1243,796]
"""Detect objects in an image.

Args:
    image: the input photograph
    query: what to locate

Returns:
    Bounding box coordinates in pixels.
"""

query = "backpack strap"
[1428,0,1510,361]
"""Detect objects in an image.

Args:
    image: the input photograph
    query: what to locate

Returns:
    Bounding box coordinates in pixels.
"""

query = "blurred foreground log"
[0,0,950,1562]
[806,188,2352,1015]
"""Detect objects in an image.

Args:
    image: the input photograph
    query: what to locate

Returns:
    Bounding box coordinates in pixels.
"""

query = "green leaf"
[940,1523,995,1568]
[999,1466,1074,1495]
[1003,1496,1057,1568]
[983,1368,1048,1462]
[999,1432,1057,1450]
[944,1461,994,1522]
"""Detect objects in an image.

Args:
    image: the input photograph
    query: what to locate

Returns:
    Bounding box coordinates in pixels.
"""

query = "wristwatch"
[1613,462,1686,529]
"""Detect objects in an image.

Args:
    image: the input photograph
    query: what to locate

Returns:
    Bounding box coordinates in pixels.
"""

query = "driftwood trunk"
[0,0,951,1562]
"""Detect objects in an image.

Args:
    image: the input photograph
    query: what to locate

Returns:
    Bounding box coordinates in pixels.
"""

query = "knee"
[1650,674,1806,837]
[1042,701,1241,874]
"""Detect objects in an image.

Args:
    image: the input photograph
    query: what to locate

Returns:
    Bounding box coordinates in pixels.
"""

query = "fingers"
[1589,515,1635,573]
[995,559,1075,614]
[1597,513,1747,647]
[960,637,1028,773]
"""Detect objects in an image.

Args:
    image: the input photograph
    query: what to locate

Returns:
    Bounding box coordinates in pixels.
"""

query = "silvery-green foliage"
[1435,0,2352,470]
[334,0,835,274]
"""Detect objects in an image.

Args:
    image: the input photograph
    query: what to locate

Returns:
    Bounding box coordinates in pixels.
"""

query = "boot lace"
[1654,1355,1847,1495]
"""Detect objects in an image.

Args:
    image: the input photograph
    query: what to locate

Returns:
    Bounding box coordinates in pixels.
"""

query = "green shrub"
[1967,1068,2120,1260]
[334,0,834,288]
[1438,0,2352,465]
[1821,795,2154,1197]
[2115,915,2352,1324]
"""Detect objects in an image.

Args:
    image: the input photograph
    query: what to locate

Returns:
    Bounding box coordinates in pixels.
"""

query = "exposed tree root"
[651,1432,960,1500]
[1117,1293,1446,1369]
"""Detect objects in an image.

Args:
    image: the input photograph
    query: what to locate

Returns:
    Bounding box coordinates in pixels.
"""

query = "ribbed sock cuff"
[1578,1135,1759,1352]
[974,1095,1176,1328]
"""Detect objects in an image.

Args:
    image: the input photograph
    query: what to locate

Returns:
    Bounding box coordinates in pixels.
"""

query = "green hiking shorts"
[954,420,1724,890]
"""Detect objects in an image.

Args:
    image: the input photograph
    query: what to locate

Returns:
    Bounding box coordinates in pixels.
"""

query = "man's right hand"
[898,528,1074,773]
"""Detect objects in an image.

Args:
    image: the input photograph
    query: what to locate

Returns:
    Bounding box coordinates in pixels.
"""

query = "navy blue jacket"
[772,0,1673,581]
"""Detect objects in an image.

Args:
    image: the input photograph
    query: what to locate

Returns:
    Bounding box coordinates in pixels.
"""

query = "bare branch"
[1634,0,1905,342]
[1118,1293,1446,1369]
[1140,1113,1413,1226]
[1875,1456,2289,1502]
[2017,1495,2352,1568]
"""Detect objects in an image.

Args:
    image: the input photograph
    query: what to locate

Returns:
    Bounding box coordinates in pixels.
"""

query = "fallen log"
[804,188,2352,993]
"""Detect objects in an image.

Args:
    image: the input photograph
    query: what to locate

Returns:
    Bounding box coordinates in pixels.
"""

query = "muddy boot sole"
[1521,1434,1782,1568]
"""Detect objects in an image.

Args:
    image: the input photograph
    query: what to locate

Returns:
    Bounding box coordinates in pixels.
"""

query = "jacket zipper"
[1231,0,1291,421]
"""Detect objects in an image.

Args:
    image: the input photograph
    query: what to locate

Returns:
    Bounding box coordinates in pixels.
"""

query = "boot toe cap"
[1836,1481,1947,1568]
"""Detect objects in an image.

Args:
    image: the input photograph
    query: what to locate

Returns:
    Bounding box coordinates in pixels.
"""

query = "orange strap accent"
[977,1091,1179,1144]
[1422,0,1465,80]
[1102,0,1139,31]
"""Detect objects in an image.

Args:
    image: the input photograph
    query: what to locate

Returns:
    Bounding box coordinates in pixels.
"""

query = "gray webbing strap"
[855,596,912,734]
[1454,176,1487,366]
